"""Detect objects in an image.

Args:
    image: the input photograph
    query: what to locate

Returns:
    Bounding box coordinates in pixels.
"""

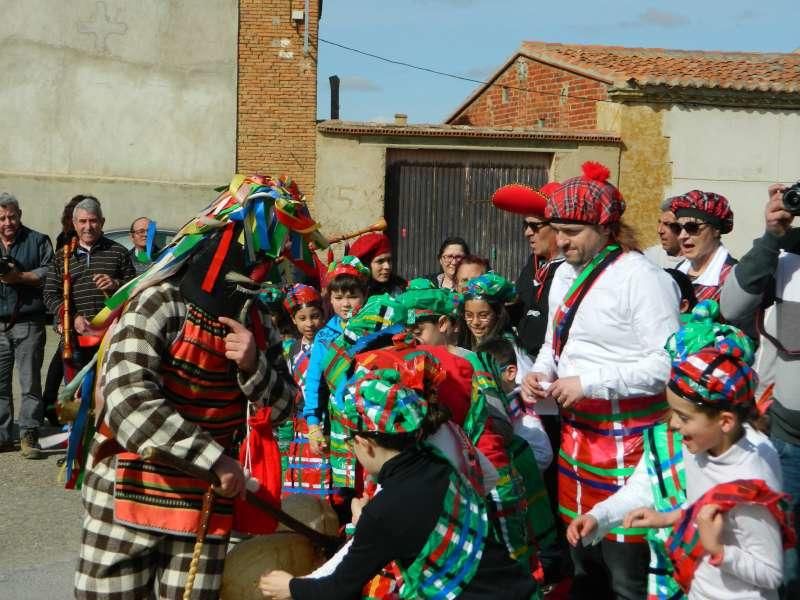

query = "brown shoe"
[20,430,44,459]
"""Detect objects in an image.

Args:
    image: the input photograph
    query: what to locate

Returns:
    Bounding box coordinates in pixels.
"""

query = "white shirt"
[533,251,681,399]
[685,425,784,600]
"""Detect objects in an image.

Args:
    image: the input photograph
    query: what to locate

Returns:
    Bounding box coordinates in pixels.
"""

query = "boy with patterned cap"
[302,256,369,457]
[397,279,541,582]
[260,368,539,600]
[566,300,761,599]
[669,190,737,302]
[522,161,681,598]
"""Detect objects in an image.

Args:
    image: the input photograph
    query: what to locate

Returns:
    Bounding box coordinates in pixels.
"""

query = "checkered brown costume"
[74,281,294,600]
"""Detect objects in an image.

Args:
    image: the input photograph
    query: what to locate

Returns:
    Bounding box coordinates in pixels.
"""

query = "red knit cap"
[546,162,625,225]
[668,190,734,234]
[349,232,392,265]
[491,184,548,216]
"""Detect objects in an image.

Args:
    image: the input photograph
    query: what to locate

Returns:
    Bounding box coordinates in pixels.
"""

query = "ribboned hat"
[326,255,370,286]
[397,278,462,320]
[342,368,429,435]
[666,299,757,411]
[668,190,734,234]
[282,283,322,314]
[462,272,517,304]
[546,161,625,225]
[349,232,392,265]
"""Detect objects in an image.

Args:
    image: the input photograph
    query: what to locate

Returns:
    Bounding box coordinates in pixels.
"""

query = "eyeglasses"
[441,254,465,263]
[130,229,148,235]
[667,222,708,236]
[523,220,549,233]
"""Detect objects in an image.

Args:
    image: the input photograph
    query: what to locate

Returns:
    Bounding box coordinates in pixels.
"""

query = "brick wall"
[451,57,608,130]
[238,0,319,197]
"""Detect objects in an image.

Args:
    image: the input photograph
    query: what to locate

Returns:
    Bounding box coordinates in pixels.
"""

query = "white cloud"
[620,8,689,28]
[339,75,382,92]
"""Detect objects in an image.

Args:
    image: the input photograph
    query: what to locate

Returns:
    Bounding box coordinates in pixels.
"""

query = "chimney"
[329,75,340,120]
[394,113,408,125]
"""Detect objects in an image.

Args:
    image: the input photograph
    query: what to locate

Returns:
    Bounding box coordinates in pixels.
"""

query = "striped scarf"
[642,423,686,600]
[666,479,796,593]
[552,244,623,361]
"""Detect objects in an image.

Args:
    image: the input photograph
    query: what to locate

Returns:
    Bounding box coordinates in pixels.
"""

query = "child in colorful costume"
[397,278,539,580]
[274,283,330,498]
[259,368,539,599]
[73,175,313,599]
[566,300,752,599]
[302,256,369,459]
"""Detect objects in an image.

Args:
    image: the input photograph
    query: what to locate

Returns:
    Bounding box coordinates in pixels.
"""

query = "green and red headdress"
[342,368,429,435]
[282,283,321,315]
[325,255,370,287]
[462,273,517,304]
[397,278,462,321]
[666,300,757,411]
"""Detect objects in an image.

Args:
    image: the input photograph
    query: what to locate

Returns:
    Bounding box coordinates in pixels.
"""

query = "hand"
[0,266,21,285]
[765,184,794,237]
[218,316,258,374]
[566,514,597,547]
[521,372,550,404]
[73,315,91,335]
[92,273,118,292]
[549,376,584,409]
[212,453,246,499]
[623,507,679,529]
[696,503,724,556]
[351,496,368,525]
[259,570,293,599]
[307,433,329,456]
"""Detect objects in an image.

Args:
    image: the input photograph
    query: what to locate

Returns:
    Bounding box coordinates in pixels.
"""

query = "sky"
[316,0,799,124]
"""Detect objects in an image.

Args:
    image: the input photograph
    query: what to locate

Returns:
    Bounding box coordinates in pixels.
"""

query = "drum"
[276,493,339,537]
[220,532,320,600]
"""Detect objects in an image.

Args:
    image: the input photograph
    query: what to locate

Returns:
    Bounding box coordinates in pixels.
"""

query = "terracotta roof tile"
[520,41,800,93]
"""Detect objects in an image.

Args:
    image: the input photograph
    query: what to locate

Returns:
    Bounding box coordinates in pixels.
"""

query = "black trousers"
[569,538,649,600]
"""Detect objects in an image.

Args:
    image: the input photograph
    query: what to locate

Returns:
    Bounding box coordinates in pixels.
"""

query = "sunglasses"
[523,220,549,233]
[666,222,708,236]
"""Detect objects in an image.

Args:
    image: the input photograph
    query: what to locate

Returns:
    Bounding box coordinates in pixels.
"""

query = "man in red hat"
[348,231,407,297]
[520,162,680,599]
[491,182,563,359]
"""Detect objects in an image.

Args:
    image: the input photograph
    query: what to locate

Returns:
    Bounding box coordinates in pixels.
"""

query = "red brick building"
[237,0,321,196]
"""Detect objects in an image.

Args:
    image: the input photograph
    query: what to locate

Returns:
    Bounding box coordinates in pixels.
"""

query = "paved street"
[0,329,81,600]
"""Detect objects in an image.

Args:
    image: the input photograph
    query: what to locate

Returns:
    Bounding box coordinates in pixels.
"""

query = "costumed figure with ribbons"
[397,278,547,583]
[259,368,540,600]
[70,175,330,600]
[521,161,682,598]
[603,299,792,599]
[566,299,757,599]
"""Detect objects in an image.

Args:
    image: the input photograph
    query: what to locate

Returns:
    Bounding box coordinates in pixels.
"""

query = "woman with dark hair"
[348,232,407,297]
[259,368,538,599]
[427,236,470,290]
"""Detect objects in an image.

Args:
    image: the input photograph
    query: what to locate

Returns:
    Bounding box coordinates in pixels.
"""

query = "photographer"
[0,193,54,459]
[720,182,800,598]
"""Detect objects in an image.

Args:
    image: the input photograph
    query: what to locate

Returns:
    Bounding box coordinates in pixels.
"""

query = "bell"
[220,532,322,600]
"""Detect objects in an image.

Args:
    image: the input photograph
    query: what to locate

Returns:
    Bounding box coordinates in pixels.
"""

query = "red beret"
[349,232,392,265]
[546,162,625,225]
[668,190,734,234]
[491,184,548,216]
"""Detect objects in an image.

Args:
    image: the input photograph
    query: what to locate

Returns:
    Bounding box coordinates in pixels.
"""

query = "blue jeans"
[772,435,800,598]
[0,320,45,441]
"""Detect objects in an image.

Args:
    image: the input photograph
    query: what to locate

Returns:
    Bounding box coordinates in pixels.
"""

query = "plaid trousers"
[74,457,228,600]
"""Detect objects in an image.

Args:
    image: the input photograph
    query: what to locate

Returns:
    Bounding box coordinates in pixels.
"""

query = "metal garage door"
[385,149,550,281]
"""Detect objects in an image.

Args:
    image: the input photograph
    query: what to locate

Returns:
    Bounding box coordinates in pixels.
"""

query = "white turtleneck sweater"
[685,425,784,600]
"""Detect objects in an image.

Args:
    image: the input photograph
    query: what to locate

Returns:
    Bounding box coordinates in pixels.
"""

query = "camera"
[0,256,16,276]
[783,182,800,216]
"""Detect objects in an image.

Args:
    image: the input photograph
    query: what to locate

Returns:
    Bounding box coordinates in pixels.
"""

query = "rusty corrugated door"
[385,149,550,281]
